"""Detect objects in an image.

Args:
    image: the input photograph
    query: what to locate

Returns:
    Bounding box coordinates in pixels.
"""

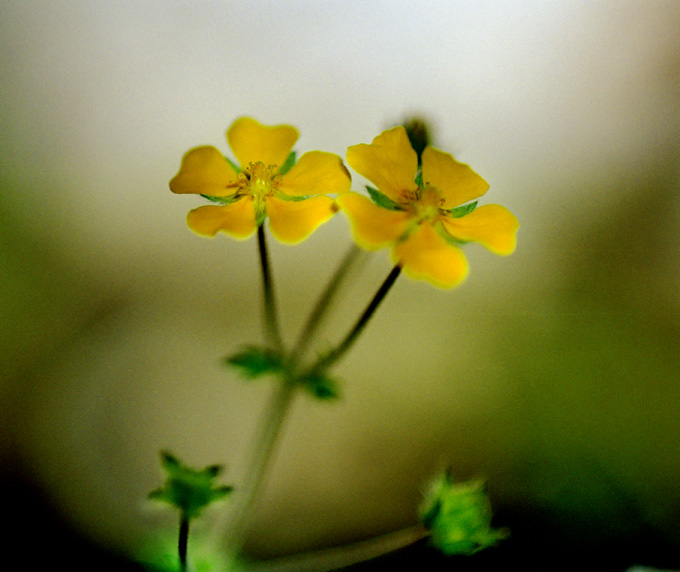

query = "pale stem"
[211,377,298,555]
[309,264,402,373]
[247,524,430,572]
[288,244,363,366]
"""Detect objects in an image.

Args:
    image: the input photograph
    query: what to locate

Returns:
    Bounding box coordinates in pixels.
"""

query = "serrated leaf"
[367,186,400,210]
[448,201,478,218]
[224,346,284,379]
[278,151,296,176]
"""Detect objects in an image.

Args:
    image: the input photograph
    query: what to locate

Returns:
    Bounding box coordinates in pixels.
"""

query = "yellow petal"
[277,151,351,197]
[186,198,257,239]
[169,146,239,197]
[392,223,469,289]
[346,126,418,203]
[227,117,299,169]
[421,147,489,208]
[337,192,411,250]
[440,204,519,255]
[266,196,338,244]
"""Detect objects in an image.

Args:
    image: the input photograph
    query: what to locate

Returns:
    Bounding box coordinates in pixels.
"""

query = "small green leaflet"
[367,186,400,211]
[299,370,340,400]
[224,346,284,379]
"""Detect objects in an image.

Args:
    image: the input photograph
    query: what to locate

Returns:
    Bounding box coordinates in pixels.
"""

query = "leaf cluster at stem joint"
[224,345,339,400]
[148,451,233,519]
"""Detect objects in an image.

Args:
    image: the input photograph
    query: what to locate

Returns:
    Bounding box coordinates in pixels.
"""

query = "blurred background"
[2,1,680,570]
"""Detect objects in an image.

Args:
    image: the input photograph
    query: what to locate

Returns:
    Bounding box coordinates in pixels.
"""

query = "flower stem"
[289,244,363,366]
[178,513,189,572]
[258,224,284,353]
[310,264,402,373]
[211,377,298,555]
[247,524,429,572]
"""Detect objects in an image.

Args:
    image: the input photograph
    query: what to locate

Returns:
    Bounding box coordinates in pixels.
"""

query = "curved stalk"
[247,524,429,572]
[289,244,363,366]
[211,377,298,554]
[309,264,402,374]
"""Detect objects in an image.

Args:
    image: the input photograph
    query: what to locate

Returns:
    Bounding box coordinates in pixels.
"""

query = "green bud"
[419,471,508,555]
[402,117,432,165]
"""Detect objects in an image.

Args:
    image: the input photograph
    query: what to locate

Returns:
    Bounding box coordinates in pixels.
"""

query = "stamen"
[237,161,281,200]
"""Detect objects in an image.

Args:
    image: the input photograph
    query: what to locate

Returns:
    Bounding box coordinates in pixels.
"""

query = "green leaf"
[149,451,233,519]
[367,186,400,210]
[278,151,296,176]
[448,201,478,218]
[299,371,340,400]
[419,472,508,555]
[224,346,284,379]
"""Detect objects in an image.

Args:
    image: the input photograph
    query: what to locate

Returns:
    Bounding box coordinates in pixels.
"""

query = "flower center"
[238,161,281,200]
[409,185,444,224]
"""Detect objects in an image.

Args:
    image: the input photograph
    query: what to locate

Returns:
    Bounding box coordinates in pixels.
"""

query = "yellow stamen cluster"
[409,186,445,224]
[238,162,281,199]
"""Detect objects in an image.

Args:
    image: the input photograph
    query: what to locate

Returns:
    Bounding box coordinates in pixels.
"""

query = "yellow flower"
[338,126,519,288]
[170,117,351,243]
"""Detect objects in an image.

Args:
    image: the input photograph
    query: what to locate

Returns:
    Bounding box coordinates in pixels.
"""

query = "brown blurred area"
[2,2,680,570]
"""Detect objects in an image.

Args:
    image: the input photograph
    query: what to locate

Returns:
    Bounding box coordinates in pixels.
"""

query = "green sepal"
[200,193,242,205]
[148,451,233,519]
[225,155,241,173]
[224,345,285,379]
[299,370,340,400]
[439,232,469,247]
[274,191,309,202]
[447,200,478,218]
[255,207,267,227]
[278,151,296,176]
[367,186,400,211]
[414,170,424,188]
[419,471,508,555]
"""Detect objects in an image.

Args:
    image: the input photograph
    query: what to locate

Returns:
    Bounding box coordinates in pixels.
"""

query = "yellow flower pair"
[170,117,519,288]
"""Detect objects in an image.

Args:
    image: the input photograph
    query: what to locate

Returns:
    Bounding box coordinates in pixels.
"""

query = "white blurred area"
[2,0,680,564]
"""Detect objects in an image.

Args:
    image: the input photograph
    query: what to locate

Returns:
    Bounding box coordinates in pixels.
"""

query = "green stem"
[289,244,363,366]
[211,377,298,554]
[247,524,429,572]
[178,513,189,572]
[310,264,402,373]
[258,224,284,353]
